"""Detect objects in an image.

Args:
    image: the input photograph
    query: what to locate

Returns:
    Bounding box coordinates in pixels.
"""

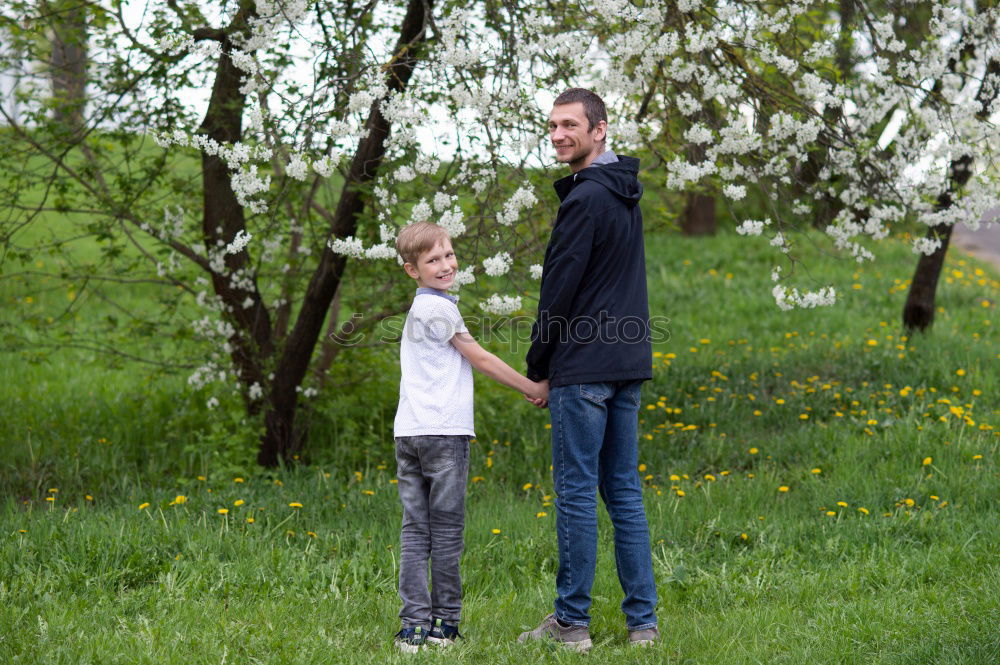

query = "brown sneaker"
[517,614,592,652]
[628,626,660,646]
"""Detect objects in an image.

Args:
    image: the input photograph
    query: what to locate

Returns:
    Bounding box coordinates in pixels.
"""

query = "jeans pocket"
[579,382,614,405]
[421,436,459,473]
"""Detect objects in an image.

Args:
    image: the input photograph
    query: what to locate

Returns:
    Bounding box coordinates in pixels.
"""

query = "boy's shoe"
[394,626,428,653]
[628,626,660,647]
[517,613,592,652]
[427,618,462,646]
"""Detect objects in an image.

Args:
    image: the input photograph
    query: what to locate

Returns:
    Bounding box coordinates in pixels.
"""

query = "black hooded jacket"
[526,155,652,386]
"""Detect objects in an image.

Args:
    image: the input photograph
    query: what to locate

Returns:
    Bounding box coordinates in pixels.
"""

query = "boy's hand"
[524,379,549,408]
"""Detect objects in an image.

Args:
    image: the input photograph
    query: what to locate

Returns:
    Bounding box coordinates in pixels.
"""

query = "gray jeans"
[394,435,470,628]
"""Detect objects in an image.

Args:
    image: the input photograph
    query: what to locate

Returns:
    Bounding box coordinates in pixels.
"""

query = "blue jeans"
[549,381,658,629]
[395,435,470,628]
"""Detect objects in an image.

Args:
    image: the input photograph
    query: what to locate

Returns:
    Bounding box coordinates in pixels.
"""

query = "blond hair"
[396,222,451,265]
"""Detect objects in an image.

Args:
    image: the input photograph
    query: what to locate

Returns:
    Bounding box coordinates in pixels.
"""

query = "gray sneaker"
[517,614,592,652]
[628,626,660,646]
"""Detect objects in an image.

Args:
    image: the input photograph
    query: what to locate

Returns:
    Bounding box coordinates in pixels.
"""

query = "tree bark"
[48,0,88,133]
[257,0,431,466]
[680,192,716,235]
[196,1,274,415]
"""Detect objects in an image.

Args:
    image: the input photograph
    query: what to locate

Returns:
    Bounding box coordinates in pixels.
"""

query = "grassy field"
[2,227,998,664]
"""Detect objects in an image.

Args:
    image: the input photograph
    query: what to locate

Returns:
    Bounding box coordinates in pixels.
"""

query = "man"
[518,88,659,651]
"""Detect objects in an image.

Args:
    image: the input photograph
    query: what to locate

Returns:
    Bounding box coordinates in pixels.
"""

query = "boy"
[392,221,548,653]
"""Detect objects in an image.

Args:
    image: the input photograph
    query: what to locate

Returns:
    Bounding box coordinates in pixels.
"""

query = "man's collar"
[588,149,619,167]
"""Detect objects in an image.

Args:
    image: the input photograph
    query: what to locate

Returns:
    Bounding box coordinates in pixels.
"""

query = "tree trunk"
[196,2,274,416]
[902,56,999,332]
[901,222,954,332]
[257,0,431,466]
[48,0,88,133]
[902,155,971,332]
[680,192,716,235]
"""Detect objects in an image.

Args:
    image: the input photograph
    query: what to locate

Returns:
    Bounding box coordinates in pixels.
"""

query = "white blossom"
[480,294,522,315]
[285,153,309,180]
[735,219,770,236]
[529,264,544,280]
[225,230,253,255]
[483,252,513,276]
[912,236,943,256]
[453,267,476,287]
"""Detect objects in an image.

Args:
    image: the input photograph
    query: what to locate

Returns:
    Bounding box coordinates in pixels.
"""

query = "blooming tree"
[1,0,997,464]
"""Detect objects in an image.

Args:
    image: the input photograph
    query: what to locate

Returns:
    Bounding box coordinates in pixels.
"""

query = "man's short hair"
[553,88,608,132]
[396,221,450,265]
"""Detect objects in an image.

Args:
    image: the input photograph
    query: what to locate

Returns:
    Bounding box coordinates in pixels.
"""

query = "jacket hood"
[554,155,643,208]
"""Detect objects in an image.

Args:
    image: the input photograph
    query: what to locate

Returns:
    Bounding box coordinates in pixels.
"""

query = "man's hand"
[524,379,550,409]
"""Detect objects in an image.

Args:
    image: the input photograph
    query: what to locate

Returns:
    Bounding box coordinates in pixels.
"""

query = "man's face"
[405,238,459,291]
[549,102,607,171]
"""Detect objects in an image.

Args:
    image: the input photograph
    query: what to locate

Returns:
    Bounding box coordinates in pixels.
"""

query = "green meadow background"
[2,223,998,663]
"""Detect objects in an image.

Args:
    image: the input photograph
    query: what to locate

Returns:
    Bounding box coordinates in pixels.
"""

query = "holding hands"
[524,379,549,409]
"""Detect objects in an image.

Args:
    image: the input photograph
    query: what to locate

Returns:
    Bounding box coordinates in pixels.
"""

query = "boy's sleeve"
[423,299,468,344]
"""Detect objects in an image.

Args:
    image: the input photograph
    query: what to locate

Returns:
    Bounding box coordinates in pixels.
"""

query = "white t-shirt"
[394,290,475,437]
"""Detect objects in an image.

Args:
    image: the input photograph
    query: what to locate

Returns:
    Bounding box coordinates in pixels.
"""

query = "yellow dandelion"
[753,410,762,416]
[705,474,716,482]
[491,528,501,534]
[536,512,548,518]
[217,508,229,515]
[307,531,318,538]
[471,476,484,483]
[197,475,206,481]
[811,468,822,474]
[904,498,915,507]
[922,457,932,466]
[836,501,848,507]
[826,511,836,516]
[48,488,58,494]
[288,502,303,508]
[799,414,809,420]
[233,499,244,506]
[740,533,748,541]
[973,454,983,460]
[638,464,647,472]
[45,497,55,503]
[522,483,533,490]
[749,447,759,455]
[956,369,966,376]
[362,490,375,496]
[234,477,245,483]
[857,507,869,515]
[778,486,789,493]
[138,502,150,510]
[486,457,493,468]
[247,517,255,524]
[676,489,685,497]
[85,495,93,501]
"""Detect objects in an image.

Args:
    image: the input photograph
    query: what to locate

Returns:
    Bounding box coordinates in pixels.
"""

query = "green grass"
[1,227,998,663]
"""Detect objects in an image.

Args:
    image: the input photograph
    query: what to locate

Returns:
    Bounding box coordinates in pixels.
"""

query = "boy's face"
[404,238,459,291]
